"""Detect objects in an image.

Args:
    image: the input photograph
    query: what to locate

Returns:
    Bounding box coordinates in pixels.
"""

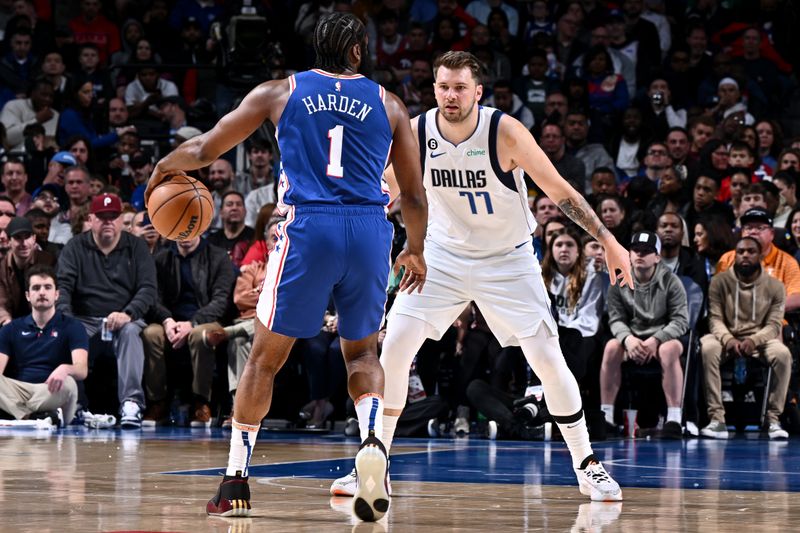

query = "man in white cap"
[599,230,689,439]
[710,77,754,125]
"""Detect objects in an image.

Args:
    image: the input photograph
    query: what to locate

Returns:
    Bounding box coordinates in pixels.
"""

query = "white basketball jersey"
[419,106,537,257]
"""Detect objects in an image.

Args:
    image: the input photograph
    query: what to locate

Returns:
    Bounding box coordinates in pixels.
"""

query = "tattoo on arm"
[558,197,609,240]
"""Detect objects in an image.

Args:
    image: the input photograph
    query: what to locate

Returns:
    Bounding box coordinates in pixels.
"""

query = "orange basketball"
[147,174,214,240]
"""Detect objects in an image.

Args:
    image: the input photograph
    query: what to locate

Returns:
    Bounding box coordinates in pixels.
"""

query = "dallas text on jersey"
[301,94,373,121]
[430,168,487,188]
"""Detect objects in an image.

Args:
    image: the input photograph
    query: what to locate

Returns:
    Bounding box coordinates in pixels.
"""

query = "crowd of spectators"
[0,0,799,440]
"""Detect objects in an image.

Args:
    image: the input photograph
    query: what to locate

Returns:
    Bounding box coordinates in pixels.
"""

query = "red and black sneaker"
[206,473,251,517]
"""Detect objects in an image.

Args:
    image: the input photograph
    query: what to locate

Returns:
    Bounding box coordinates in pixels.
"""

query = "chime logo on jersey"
[465,149,486,157]
[430,168,486,188]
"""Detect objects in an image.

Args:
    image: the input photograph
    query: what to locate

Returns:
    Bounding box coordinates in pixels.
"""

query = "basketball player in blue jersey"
[331,51,634,502]
[144,13,428,522]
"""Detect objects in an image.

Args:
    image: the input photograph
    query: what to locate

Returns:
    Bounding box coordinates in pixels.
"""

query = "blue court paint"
[145,428,800,493]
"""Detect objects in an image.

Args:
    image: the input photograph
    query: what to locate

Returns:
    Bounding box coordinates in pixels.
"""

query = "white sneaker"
[83,411,117,429]
[427,418,440,438]
[453,405,470,436]
[120,401,142,429]
[575,461,623,502]
[768,422,789,440]
[700,420,729,439]
[353,437,390,521]
[487,420,498,441]
[330,468,392,497]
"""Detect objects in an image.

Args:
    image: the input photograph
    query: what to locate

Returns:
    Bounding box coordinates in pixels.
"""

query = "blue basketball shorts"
[256,205,393,340]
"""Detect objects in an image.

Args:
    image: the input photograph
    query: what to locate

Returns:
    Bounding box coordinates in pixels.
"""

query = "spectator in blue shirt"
[0,265,88,426]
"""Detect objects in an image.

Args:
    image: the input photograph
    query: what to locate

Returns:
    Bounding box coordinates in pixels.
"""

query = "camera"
[650,91,665,107]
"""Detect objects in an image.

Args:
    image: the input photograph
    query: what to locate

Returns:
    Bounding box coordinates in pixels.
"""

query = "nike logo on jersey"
[430,152,446,158]
[21,331,33,336]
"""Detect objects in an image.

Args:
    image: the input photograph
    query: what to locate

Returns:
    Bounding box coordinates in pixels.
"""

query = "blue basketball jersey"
[277,69,392,207]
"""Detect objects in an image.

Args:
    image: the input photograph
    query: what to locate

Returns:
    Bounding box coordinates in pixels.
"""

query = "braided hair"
[313,12,366,73]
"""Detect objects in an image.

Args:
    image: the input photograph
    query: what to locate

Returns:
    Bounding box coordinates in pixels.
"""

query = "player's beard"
[439,96,477,124]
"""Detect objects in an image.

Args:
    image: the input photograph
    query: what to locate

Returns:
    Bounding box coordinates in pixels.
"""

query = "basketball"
[147,174,214,240]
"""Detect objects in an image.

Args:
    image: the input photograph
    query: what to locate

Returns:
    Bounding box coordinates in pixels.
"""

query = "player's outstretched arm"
[145,79,289,206]
[385,93,428,292]
[498,115,634,288]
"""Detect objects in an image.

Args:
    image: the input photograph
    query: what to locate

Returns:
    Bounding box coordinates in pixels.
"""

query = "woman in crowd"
[596,194,630,247]
[238,203,279,267]
[542,227,606,381]
[777,148,800,172]
[693,216,735,279]
[755,119,783,170]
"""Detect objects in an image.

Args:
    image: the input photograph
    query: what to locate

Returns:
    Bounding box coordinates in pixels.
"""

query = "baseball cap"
[90,193,122,216]
[6,217,33,237]
[608,9,625,22]
[740,208,773,227]
[630,231,661,255]
[175,126,203,140]
[32,183,64,202]
[51,151,77,166]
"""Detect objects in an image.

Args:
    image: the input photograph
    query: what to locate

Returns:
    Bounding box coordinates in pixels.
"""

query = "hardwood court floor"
[0,427,797,532]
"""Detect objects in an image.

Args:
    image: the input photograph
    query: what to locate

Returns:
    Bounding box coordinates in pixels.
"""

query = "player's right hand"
[394,248,426,293]
[144,166,188,208]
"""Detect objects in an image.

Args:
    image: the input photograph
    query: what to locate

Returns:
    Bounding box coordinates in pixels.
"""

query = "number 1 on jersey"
[327,125,344,178]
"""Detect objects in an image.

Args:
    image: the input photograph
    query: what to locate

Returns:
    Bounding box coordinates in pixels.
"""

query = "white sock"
[556,414,595,469]
[667,407,682,424]
[601,404,615,425]
[382,414,399,454]
[226,419,260,477]
[355,393,384,442]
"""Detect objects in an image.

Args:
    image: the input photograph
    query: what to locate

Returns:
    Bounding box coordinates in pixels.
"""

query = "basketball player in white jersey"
[331,51,633,502]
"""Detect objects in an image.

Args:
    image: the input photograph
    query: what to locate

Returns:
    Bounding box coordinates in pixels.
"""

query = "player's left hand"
[394,248,427,293]
[144,166,188,209]
[603,238,634,289]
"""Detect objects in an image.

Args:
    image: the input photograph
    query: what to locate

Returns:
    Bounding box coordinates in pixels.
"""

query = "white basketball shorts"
[388,240,558,346]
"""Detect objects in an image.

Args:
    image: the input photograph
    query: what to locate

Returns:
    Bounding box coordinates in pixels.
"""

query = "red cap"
[90,193,122,215]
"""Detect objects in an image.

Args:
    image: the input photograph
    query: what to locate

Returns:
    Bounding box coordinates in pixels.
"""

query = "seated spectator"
[582,234,606,273]
[124,64,179,121]
[587,167,618,207]
[613,107,646,181]
[581,45,629,117]
[43,151,78,188]
[700,237,791,440]
[655,212,707,293]
[2,158,32,216]
[595,194,630,248]
[647,166,688,219]
[639,78,687,141]
[0,79,58,152]
[0,265,88,427]
[716,209,800,312]
[203,260,268,428]
[73,44,114,106]
[736,183,768,228]
[56,193,157,429]
[772,171,797,229]
[666,127,690,167]
[687,116,716,164]
[207,159,235,230]
[680,174,735,235]
[693,216,735,280]
[127,151,154,211]
[638,141,671,184]
[142,236,234,427]
[777,148,800,173]
[69,0,121,66]
[484,79,534,131]
[65,135,93,169]
[0,28,37,95]
[30,183,69,245]
[600,231,688,438]
[728,168,751,219]
[239,208,280,267]
[0,217,57,326]
[542,227,606,381]
[236,138,277,202]
[531,194,560,260]
[39,51,72,112]
[539,123,585,193]
[57,80,135,148]
[564,110,613,192]
[207,191,254,266]
[24,207,62,258]
[130,211,163,255]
